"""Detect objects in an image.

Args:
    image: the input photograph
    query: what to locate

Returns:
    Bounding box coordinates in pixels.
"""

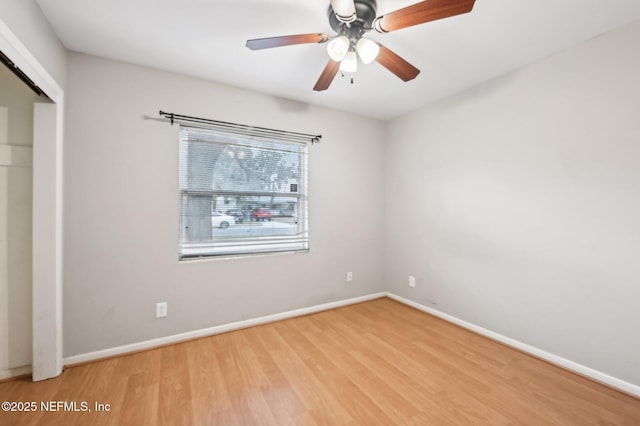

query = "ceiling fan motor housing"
[329,0,377,40]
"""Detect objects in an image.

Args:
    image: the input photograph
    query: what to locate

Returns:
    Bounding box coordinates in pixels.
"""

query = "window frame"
[178,125,310,260]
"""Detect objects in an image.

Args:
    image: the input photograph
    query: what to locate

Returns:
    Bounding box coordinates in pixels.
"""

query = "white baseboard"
[386,292,640,398]
[0,365,32,381]
[63,292,387,366]
[62,290,639,398]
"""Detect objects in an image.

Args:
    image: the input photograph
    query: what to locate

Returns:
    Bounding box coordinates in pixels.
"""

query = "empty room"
[1,0,640,424]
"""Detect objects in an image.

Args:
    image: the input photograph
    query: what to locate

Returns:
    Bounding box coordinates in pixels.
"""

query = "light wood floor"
[1,297,638,425]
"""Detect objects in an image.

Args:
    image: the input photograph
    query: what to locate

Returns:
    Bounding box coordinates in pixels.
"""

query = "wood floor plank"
[304,310,456,424]
[157,344,193,425]
[326,307,519,424]
[287,318,397,425]
[0,297,638,425]
[185,337,232,425]
[264,325,353,424]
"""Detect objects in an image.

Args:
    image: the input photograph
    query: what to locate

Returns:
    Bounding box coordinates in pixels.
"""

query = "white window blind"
[179,126,309,259]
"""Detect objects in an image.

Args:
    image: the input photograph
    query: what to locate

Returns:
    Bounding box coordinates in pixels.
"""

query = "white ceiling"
[36,0,640,120]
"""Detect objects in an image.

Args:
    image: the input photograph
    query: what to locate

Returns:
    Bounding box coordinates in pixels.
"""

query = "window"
[179,126,309,259]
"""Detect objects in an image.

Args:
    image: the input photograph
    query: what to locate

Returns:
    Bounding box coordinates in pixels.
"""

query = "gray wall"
[62,20,640,388]
[384,21,640,386]
[0,65,36,372]
[63,52,385,357]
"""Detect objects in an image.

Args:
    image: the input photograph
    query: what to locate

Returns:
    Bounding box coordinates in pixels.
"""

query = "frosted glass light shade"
[340,51,358,73]
[356,38,380,64]
[327,36,350,62]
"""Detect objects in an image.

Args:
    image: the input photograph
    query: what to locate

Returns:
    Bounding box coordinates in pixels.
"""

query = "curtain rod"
[159,110,322,144]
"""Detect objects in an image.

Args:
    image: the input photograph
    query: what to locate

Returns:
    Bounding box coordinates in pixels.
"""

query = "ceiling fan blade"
[374,0,476,33]
[313,60,340,91]
[246,33,329,50]
[330,0,357,23]
[375,44,420,82]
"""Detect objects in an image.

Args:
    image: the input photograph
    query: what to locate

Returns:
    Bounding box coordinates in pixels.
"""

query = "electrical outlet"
[347,272,353,282]
[409,276,416,288]
[156,302,167,318]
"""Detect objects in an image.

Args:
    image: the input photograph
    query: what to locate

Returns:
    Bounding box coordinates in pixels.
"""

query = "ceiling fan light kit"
[246,0,477,91]
[356,37,380,64]
[327,36,350,61]
[340,50,358,73]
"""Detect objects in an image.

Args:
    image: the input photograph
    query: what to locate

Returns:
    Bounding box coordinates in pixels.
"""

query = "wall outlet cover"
[156,302,168,318]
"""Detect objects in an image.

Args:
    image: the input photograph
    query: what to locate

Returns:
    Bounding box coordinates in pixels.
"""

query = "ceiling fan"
[246,0,477,91]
